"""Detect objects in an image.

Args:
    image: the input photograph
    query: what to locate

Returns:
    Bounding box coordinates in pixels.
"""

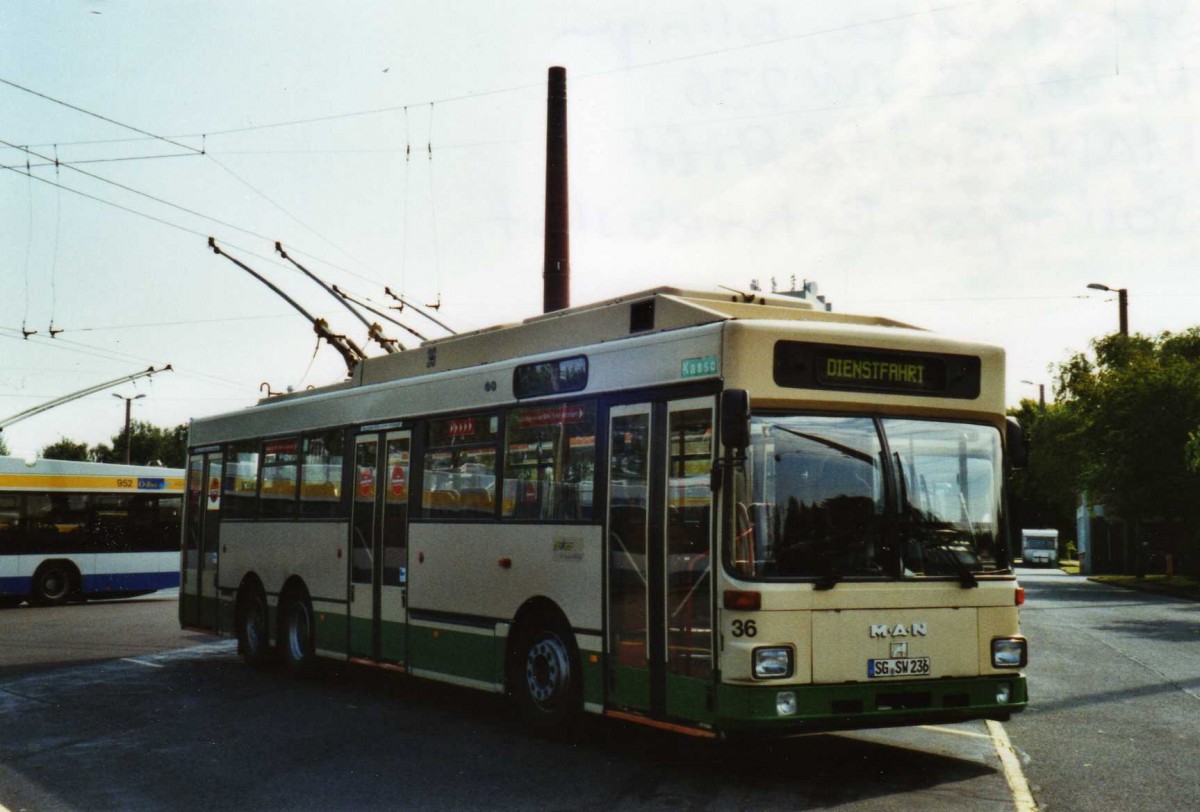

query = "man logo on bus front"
[869,623,928,638]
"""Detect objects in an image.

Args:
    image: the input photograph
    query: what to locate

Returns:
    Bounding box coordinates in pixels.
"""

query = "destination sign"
[773,341,981,399]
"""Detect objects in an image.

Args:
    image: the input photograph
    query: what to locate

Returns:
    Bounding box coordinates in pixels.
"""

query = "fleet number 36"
[730,619,758,638]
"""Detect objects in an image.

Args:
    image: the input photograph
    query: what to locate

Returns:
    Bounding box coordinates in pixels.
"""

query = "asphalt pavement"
[1009,567,1200,811]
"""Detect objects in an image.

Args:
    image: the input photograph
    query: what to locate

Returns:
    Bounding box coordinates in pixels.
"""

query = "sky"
[1,1,1197,459]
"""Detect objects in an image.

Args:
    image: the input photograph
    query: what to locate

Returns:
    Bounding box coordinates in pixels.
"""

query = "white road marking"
[987,719,1038,812]
[120,658,164,668]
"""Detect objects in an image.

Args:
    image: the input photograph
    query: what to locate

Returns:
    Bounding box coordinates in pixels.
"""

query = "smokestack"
[543,66,569,313]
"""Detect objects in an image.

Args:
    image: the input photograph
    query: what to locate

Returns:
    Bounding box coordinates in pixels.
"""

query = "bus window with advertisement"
[179,287,1027,739]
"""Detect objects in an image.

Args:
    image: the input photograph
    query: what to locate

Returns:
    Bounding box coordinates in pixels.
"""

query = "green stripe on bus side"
[580,649,603,707]
[318,610,349,655]
[610,665,651,709]
[714,675,1028,731]
[349,615,372,655]
[409,625,501,686]
[343,616,406,661]
[667,673,715,724]
[381,620,406,662]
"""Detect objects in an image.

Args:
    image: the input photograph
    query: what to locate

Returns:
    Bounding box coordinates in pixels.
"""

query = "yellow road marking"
[920,724,992,739]
[987,719,1038,811]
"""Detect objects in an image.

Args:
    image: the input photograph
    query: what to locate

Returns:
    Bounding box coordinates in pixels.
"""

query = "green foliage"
[1006,397,1085,540]
[1186,430,1200,475]
[1057,330,1200,527]
[91,420,188,468]
[41,437,91,461]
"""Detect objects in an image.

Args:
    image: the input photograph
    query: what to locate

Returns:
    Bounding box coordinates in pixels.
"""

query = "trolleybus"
[179,286,1028,737]
[0,456,184,607]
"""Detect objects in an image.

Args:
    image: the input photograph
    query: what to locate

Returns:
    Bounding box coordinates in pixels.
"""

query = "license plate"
[867,657,931,678]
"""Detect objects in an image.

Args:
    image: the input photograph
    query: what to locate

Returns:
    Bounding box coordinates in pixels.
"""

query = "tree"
[1007,397,1085,551]
[41,437,91,461]
[91,420,188,467]
[1055,330,1200,574]
[0,434,8,456]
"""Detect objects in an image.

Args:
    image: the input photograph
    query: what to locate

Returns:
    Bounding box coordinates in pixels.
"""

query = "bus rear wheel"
[31,562,76,606]
[279,588,317,675]
[238,586,272,666]
[512,615,582,735]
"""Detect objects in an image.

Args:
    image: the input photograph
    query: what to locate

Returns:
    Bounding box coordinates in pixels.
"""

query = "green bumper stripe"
[716,675,1028,731]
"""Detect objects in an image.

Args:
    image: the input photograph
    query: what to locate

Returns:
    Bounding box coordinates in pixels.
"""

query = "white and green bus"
[180,286,1028,738]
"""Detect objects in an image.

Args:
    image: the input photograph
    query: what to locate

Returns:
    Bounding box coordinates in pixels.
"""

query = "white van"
[1021,529,1059,567]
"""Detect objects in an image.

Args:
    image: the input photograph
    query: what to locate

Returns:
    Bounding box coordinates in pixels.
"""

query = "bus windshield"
[731,415,1007,582]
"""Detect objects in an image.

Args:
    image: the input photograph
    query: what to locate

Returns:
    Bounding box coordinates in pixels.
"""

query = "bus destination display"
[773,341,981,399]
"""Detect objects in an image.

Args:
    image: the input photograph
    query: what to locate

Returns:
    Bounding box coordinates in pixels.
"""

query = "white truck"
[1021,529,1059,567]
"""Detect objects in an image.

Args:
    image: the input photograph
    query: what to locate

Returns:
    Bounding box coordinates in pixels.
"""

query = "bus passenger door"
[349,431,410,664]
[607,404,654,712]
[607,398,716,722]
[662,398,716,722]
[181,451,222,630]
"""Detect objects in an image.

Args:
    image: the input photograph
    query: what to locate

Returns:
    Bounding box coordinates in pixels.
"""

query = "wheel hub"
[526,634,570,707]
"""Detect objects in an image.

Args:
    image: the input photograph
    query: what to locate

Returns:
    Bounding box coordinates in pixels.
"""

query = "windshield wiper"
[923,535,978,588]
[814,568,842,591]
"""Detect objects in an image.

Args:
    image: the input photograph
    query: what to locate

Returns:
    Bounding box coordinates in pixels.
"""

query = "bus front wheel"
[512,615,582,735]
[31,562,76,606]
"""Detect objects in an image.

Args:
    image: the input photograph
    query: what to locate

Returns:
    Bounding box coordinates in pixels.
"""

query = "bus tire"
[511,613,582,736]
[279,587,317,675]
[237,585,272,667]
[31,561,77,606]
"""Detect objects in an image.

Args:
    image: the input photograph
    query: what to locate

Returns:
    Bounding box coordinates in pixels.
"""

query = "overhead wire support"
[331,286,428,343]
[384,287,456,335]
[275,241,401,353]
[207,237,366,376]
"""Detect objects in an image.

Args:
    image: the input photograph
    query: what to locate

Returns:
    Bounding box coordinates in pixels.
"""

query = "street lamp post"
[112,393,145,464]
[1021,380,1046,412]
[1087,283,1128,336]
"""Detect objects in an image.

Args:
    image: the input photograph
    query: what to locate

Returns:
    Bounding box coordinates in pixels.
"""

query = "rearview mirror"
[1006,416,1027,469]
[721,389,751,454]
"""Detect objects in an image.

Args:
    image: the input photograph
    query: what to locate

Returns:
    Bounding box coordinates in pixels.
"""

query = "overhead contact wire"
[0,75,203,155]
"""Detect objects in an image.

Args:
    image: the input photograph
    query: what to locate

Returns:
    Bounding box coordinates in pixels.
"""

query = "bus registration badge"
[867,657,931,678]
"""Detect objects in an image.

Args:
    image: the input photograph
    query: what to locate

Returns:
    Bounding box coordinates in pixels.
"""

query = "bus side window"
[223,441,260,520]
[300,431,345,519]
[502,401,596,522]
[421,415,499,519]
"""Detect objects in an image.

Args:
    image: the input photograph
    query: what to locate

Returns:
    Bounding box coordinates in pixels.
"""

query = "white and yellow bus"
[0,457,184,607]
[180,287,1028,737]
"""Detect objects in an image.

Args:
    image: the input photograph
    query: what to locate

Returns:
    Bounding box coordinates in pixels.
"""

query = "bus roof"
[263,286,927,403]
[189,286,1007,445]
[0,456,183,479]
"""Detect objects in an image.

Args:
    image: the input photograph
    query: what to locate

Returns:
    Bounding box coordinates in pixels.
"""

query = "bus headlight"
[753,646,793,679]
[991,637,1027,668]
